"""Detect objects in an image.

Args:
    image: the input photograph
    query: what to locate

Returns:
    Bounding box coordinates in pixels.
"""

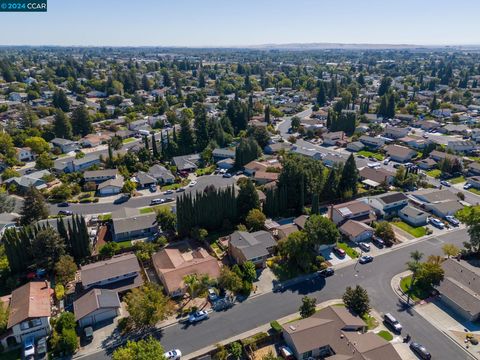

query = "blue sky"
[1,0,479,46]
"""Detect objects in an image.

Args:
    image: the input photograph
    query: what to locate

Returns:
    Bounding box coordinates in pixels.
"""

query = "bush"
[79,198,94,203]
[270,320,282,333]
[55,284,65,301]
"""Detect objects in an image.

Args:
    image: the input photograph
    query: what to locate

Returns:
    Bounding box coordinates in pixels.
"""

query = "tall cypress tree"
[338,154,359,198]
[317,82,326,106]
[152,134,159,159]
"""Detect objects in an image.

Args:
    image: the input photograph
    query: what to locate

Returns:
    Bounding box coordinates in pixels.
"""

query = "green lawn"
[122,137,136,144]
[392,221,427,238]
[425,169,441,178]
[357,150,384,161]
[361,313,379,330]
[116,240,133,249]
[98,213,112,221]
[399,275,430,302]
[337,242,359,259]
[139,203,175,214]
[195,165,216,176]
[377,330,394,341]
[449,175,466,184]
[469,188,480,195]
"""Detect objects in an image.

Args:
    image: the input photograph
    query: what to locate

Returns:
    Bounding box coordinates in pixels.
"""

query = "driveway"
[321,249,352,265]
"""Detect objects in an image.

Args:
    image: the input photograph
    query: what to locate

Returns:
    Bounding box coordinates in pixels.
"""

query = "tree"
[112,337,166,360]
[124,283,172,329]
[25,136,49,154]
[183,274,211,299]
[55,255,77,285]
[122,179,137,194]
[237,178,260,221]
[31,227,65,270]
[20,186,48,226]
[442,243,460,258]
[71,105,92,137]
[156,207,176,232]
[317,81,327,106]
[242,261,257,283]
[278,231,315,272]
[178,117,195,155]
[304,215,340,248]
[0,192,15,213]
[235,138,261,168]
[415,261,444,290]
[321,167,339,201]
[35,152,54,170]
[52,89,70,112]
[50,311,78,355]
[229,342,243,360]
[291,116,301,131]
[218,266,243,293]
[213,344,229,360]
[53,110,73,139]
[343,285,370,316]
[0,301,8,336]
[245,209,266,231]
[99,242,120,258]
[457,206,480,254]
[374,221,396,246]
[264,105,270,124]
[338,154,359,198]
[378,77,392,96]
[299,296,316,318]
[406,250,424,305]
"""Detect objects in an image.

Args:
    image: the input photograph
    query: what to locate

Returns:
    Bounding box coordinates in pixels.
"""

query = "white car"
[188,180,197,187]
[188,310,209,323]
[464,183,473,190]
[164,349,182,360]
[429,217,445,229]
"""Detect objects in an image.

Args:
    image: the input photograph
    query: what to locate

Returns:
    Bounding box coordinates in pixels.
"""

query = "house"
[366,192,408,218]
[282,306,401,360]
[331,200,376,225]
[1,282,52,347]
[323,154,346,168]
[84,169,119,183]
[228,231,276,268]
[447,140,475,153]
[429,150,462,164]
[346,141,364,152]
[399,206,428,226]
[134,171,157,188]
[98,175,124,196]
[51,138,80,153]
[8,92,28,102]
[217,158,235,170]
[359,167,395,186]
[426,200,464,219]
[4,170,50,192]
[322,131,344,146]
[253,171,278,185]
[399,135,431,150]
[115,129,135,140]
[339,220,374,242]
[54,155,101,173]
[263,142,291,155]
[212,148,235,162]
[152,247,221,297]
[80,133,111,148]
[441,124,470,135]
[385,145,417,163]
[291,146,323,160]
[359,135,385,149]
[73,288,121,328]
[147,164,175,184]
[15,147,34,162]
[467,162,480,176]
[416,157,437,170]
[79,253,143,293]
[467,176,480,189]
[111,207,158,242]
[383,125,409,139]
[437,259,480,321]
[128,119,149,131]
[243,160,282,176]
[410,189,457,204]
[173,153,201,172]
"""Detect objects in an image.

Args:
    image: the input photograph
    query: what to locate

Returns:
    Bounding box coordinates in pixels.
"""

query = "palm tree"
[427,255,444,265]
[183,274,212,300]
[406,250,424,305]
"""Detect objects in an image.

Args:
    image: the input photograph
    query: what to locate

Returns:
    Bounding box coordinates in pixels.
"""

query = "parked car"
[223,173,232,178]
[372,235,385,248]
[358,242,371,252]
[58,202,69,207]
[164,349,182,360]
[445,215,460,226]
[150,198,165,205]
[207,288,218,302]
[357,155,365,159]
[333,246,346,258]
[359,255,373,264]
[393,163,402,169]
[383,158,390,165]
[188,180,197,187]
[188,310,209,323]
[318,268,335,277]
[383,313,402,333]
[114,194,130,204]
[23,336,35,360]
[58,210,73,216]
[36,337,47,358]
[464,183,473,190]
[279,346,294,360]
[409,342,431,360]
[176,187,185,193]
[440,180,451,187]
[164,190,174,195]
[429,217,445,229]
[150,184,157,192]
[84,326,94,342]
[164,197,175,203]
[25,168,35,174]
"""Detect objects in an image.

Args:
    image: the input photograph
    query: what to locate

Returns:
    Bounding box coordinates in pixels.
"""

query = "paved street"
[79,228,473,360]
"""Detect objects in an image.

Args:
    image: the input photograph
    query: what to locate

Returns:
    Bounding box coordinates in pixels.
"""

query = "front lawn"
[195,165,216,176]
[139,203,176,214]
[399,275,430,302]
[337,242,359,258]
[426,169,441,178]
[377,330,393,341]
[392,221,427,238]
[449,175,466,184]
[357,150,384,161]
[469,188,480,195]
[361,313,379,330]
[98,213,112,221]
[116,240,133,249]
[122,137,136,144]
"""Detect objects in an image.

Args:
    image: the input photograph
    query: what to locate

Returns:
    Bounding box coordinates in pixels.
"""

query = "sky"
[1,0,479,47]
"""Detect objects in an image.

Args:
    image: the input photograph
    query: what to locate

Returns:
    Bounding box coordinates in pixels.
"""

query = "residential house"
[243,159,282,177]
[359,167,395,187]
[51,138,80,153]
[437,259,480,321]
[467,162,480,176]
[54,155,101,173]
[416,158,437,170]
[263,142,291,155]
[365,192,408,218]
[79,253,143,293]
[385,145,417,163]
[426,200,464,219]
[15,147,34,162]
[339,220,374,243]
[217,158,235,170]
[147,164,175,184]
[467,176,480,189]
[98,175,124,196]
[410,189,458,204]
[447,140,475,153]
[111,207,158,242]
[331,200,376,225]
[253,171,279,185]
[282,306,402,360]
[73,288,121,328]
[134,171,157,188]
[322,131,345,146]
[323,154,346,168]
[1,282,52,347]
[212,148,235,162]
[359,135,385,150]
[383,125,409,139]
[441,124,470,135]
[173,153,201,172]
[84,169,119,183]
[429,150,461,164]
[291,146,323,160]
[346,141,365,152]
[115,129,135,140]
[128,119,149,131]
[399,135,431,150]
[152,247,221,297]
[228,230,276,268]
[399,206,428,226]
[80,133,111,148]
[4,170,50,192]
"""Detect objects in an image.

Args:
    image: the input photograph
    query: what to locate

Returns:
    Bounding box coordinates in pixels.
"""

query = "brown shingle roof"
[7,282,52,329]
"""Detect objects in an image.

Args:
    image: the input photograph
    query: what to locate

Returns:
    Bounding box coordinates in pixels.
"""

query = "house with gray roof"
[51,138,80,153]
[148,164,175,184]
[111,207,158,242]
[212,148,236,162]
[173,153,201,172]
[228,230,276,268]
[399,206,428,226]
[54,155,101,173]
[4,170,50,192]
[73,288,121,328]
[134,171,157,188]
[365,192,408,217]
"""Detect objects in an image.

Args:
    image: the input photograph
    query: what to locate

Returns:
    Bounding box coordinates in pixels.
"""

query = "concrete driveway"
[321,249,352,265]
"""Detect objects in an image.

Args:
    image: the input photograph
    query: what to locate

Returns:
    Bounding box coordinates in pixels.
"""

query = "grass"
[469,188,480,195]
[161,180,188,191]
[139,203,175,214]
[357,150,384,161]
[399,275,430,302]
[195,165,216,176]
[116,240,133,249]
[377,330,394,341]
[362,313,379,330]
[449,175,466,184]
[0,349,21,360]
[426,169,442,178]
[98,213,112,221]
[392,221,427,238]
[122,137,136,144]
[337,242,359,258]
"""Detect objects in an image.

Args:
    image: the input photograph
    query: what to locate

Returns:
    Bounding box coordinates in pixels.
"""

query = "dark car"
[57,202,69,207]
[333,246,346,258]
[223,173,232,178]
[318,268,334,277]
[57,210,73,216]
[409,342,431,360]
[114,194,130,204]
[84,326,94,342]
[372,235,385,248]
[176,187,185,193]
[359,255,373,264]
[164,197,175,203]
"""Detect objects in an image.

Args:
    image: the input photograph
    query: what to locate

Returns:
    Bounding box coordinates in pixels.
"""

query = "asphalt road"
[81,228,473,360]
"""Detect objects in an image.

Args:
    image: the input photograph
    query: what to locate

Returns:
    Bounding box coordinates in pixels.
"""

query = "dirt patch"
[252,345,277,360]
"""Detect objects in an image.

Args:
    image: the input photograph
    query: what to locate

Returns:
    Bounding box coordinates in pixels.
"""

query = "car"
[279,346,294,360]
[150,184,157,192]
[464,183,473,190]
[333,246,346,258]
[318,268,335,277]
[423,133,429,139]
[114,194,130,204]
[207,288,218,302]
[393,163,402,169]
[236,170,243,176]
[188,180,197,187]
[25,168,35,174]
[359,255,373,264]
[372,235,385,248]
[165,197,175,203]
[440,180,451,187]
[164,349,182,360]
[219,169,227,174]
[150,198,165,205]
[164,190,174,195]
[368,156,376,161]
[409,342,431,360]
[358,242,371,252]
[188,310,209,323]
[176,187,185,193]
[84,326,94,342]
[357,155,365,159]
[58,202,69,207]
[445,215,460,226]
[23,336,35,360]
[429,217,445,229]
[36,337,47,357]
[223,173,232,178]
[383,158,390,165]
[58,210,73,216]
[383,313,402,333]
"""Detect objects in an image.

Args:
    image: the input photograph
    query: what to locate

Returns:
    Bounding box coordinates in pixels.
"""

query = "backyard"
[392,221,427,238]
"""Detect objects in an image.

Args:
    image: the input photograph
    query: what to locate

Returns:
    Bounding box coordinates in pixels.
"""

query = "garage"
[74,289,121,328]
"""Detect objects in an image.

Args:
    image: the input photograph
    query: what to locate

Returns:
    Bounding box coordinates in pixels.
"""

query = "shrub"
[270,320,282,333]
[55,284,65,301]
